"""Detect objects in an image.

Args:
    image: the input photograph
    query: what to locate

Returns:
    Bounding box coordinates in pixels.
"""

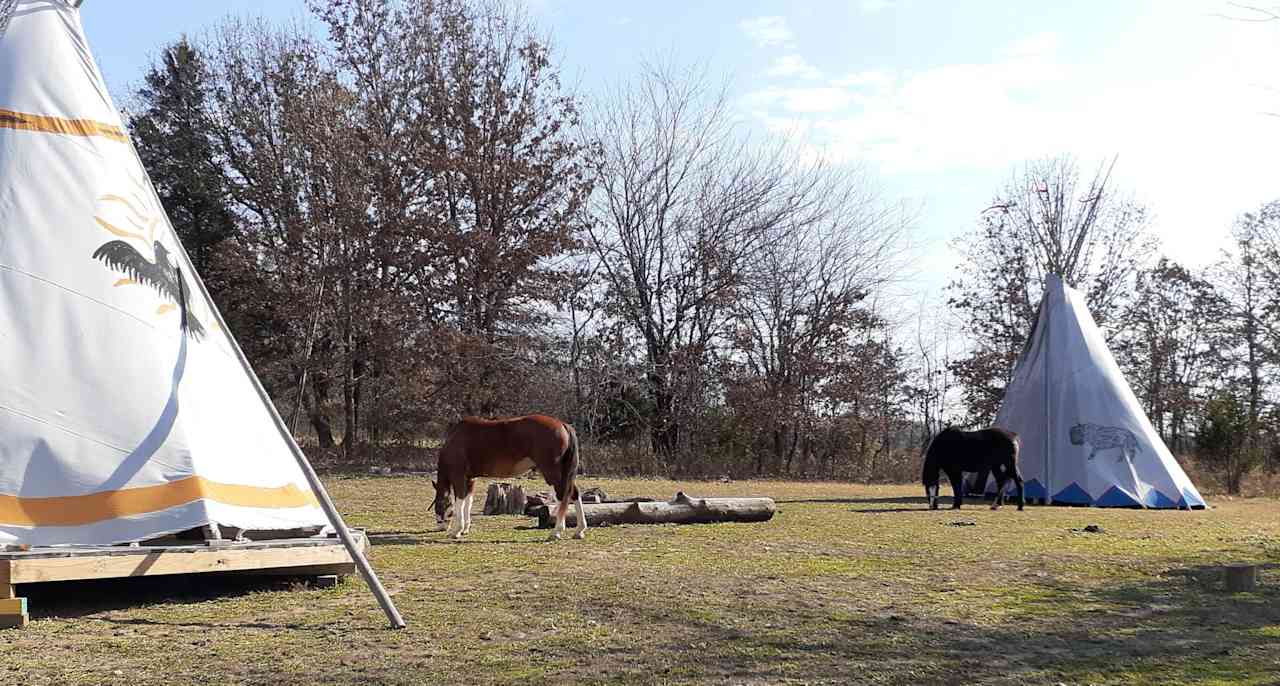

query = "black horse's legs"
[1012,472,1026,511]
[991,475,1006,510]
[948,470,965,509]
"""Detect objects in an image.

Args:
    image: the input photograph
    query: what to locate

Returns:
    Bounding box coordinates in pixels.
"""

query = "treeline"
[128,0,1279,491]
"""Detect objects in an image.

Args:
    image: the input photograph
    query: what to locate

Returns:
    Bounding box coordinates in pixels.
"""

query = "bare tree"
[1115,258,1226,452]
[584,61,834,463]
[729,163,907,474]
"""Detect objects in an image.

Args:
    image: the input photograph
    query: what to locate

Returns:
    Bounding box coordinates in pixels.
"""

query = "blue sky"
[81,0,1280,312]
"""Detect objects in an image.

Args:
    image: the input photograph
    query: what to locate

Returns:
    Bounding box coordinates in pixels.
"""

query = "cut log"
[536,493,775,529]
[1225,564,1258,593]
[483,483,527,516]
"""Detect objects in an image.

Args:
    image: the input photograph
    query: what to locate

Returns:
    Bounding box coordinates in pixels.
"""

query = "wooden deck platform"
[1,530,367,629]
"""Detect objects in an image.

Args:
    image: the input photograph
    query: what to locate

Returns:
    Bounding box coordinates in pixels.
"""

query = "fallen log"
[535,492,775,529]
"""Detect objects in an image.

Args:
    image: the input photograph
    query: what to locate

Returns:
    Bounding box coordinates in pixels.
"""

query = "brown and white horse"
[431,414,586,542]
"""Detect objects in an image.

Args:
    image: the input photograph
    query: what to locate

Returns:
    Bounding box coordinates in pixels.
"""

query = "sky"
[80,0,1280,312]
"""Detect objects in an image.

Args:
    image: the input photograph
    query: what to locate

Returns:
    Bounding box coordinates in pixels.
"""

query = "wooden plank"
[0,614,27,630]
[0,561,12,598]
[0,536,356,561]
[7,535,366,585]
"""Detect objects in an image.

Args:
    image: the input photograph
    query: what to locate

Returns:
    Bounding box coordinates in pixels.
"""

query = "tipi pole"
[172,265,405,629]
[113,125,406,630]
[1043,285,1053,506]
[288,266,328,436]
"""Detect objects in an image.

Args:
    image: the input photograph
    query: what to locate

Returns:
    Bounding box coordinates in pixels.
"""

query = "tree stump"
[581,486,608,503]
[482,483,528,516]
[1225,564,1258,593]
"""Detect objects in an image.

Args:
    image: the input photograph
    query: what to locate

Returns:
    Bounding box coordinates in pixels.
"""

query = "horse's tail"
[557,422,581,521]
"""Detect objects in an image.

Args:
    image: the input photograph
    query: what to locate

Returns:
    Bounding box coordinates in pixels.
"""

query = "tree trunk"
[482,483,528,515]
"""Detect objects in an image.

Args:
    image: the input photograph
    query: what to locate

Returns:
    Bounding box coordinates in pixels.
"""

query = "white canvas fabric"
[980,274,1205,508]
[0,0,327,545]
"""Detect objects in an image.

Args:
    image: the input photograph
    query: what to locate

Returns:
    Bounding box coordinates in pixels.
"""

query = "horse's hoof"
[546,533,562,542]
[573,531,586,540]
[990,505,999,511]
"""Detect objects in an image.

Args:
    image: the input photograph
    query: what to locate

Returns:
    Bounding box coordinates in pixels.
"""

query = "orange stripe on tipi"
[0,477,320,528]
[0,107,127,143]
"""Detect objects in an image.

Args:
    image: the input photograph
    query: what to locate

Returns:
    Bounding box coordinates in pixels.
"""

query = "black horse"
[922,427,1025,510]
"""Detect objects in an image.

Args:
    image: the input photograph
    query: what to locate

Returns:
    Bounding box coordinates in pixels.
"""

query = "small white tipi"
[978,274,1205,509]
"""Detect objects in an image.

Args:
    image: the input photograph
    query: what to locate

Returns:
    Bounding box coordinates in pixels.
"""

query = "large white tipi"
[0,0,401,625]
[980,274,1206,509]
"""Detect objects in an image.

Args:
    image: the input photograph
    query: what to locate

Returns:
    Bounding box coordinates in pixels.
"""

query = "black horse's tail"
[556,423,581,520]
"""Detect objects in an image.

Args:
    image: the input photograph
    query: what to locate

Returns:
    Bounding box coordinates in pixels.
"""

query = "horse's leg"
[448,478,469,541]
[947,470,965,510]
[991,474,1006,510]
[460,481,475,536]
[573,489,587,540]
[548,504,565,542]
[1012,471,1026,511]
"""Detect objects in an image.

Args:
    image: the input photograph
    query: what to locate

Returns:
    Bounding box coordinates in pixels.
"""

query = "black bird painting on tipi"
[92,239,207,339]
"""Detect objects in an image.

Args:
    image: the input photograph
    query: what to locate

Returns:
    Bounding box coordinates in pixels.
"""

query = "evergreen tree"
[129,37,234,277]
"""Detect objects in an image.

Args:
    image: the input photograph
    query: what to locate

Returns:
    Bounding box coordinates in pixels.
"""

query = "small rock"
[1083,524,1104,533]
[479,631,494,641]
[947,520,977,527]
[112,671,124,677]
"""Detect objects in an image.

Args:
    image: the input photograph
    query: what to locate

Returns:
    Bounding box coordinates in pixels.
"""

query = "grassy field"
[6,476,1280,685]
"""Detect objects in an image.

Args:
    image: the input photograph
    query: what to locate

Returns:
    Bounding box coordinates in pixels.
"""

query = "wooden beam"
[1,561,12,598]
[5,536,366,585]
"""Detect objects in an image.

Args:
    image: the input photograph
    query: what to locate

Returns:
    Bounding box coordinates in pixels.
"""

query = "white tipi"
[980,274,1206,509]
[0,1,402,624]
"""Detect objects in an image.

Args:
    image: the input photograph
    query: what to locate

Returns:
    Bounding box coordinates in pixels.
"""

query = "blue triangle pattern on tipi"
[1023,478,1047,500]
[1143,489,1179,509]
[1096,486,1141,507]
[1052,482,1093,505]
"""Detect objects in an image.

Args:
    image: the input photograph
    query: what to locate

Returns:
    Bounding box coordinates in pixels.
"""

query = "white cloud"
[1000,32,1059,59]
[608,15,632,26]
[741,17,1280,273]
[739,16,794,48]
[860,0,891,13]
[745,86,853,114]
[766,54,821,80]
[830,70,893,88]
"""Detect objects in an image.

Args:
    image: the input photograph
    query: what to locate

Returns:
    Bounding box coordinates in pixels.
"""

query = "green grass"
[6,477,1280,685]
